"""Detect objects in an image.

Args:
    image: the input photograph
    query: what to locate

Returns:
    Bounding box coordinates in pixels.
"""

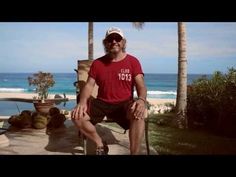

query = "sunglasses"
[106,35,123,43]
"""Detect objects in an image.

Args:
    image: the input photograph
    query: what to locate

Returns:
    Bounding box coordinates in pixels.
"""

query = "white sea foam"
[134,90,177,97]
[0,88,26,92]
[147,90,177,95]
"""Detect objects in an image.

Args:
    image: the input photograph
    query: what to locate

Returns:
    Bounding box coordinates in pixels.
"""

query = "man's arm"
[79,77,96,104]
[131,74,147,119]
[135,74,147,101]
[71,77,96,119]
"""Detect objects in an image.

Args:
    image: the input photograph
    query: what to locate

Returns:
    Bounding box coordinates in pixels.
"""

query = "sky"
[0,22,235,74]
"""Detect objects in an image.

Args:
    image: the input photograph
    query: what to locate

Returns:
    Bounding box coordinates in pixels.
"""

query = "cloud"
[123,22,236,61]
[0,31,88,62]
[118,24,178,59]
[0,26,90,72]
[188,41,236,59]
[1,22,236,73]
[187,22,236,59]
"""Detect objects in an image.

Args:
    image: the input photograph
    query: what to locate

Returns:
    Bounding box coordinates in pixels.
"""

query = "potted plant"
[28,71,55,114]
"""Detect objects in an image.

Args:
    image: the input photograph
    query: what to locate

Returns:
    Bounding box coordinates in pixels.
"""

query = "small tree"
[28,71,55,101]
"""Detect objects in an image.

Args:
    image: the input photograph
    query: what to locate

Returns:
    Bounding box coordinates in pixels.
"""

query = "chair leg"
[145,119,150,155]
[78,130,87,155]
[83,135,87,155]
[0,128,7,135]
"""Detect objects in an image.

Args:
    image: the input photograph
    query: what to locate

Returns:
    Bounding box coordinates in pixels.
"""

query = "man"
[71,27,147,155]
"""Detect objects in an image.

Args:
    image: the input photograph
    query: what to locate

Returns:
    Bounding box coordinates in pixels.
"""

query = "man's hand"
[130,99,146,120]
[71,102,87,120]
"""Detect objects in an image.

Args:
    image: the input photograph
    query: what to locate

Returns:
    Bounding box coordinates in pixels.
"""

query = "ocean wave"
[0,88,26,92]
[147,90,177,95]
[134,90,176,96]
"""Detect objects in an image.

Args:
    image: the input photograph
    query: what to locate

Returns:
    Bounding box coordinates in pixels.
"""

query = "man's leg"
[72,98,109,152]
[113,100,146,155]
[72,115,103,147]
[126,101,146,155]
[129,116,145,155]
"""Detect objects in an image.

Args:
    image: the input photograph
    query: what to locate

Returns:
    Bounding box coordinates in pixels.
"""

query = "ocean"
[0,73,209,116]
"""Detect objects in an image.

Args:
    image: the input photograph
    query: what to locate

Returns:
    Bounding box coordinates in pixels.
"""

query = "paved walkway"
[0,119,158,155]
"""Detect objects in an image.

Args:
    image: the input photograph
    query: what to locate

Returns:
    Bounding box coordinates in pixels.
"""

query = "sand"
[0,92,175,104]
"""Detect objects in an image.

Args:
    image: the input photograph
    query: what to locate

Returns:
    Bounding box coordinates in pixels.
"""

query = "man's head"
[105,27,124,39]
[103,27,126,54]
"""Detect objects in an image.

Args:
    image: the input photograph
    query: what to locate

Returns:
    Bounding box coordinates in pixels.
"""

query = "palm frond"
[132,22,145,30]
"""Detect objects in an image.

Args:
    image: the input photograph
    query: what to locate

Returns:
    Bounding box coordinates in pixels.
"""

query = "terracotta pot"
[33,100,55,114]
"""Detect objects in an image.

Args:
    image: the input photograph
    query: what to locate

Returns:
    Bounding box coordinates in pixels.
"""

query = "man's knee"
[127,106,148,120]
[72,114,90,127]
[129,117,145,131]
[127,110,147,121]
[130,117,145,124]
[72,118,83,127]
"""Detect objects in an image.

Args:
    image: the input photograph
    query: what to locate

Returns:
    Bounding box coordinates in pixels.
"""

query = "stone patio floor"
[0,118,158,155]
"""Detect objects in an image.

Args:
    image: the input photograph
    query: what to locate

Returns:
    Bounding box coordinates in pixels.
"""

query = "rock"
[49,107,60,116]
[33,114,48,129]
[18,111,32,128]
[47,113,66,129]
[20,110,32,117]
[8,115,19,124]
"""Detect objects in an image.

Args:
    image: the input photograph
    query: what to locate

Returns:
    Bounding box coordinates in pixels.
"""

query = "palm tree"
[175,22,188,129]
[133,22,188,129]
[88,22,93,60]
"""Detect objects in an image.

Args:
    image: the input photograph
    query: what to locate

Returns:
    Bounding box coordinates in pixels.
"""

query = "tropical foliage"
[187,67,236,137]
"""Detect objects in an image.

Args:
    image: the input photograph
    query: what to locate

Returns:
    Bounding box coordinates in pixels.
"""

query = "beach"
[0,92,176,118]
[0,92,175,105]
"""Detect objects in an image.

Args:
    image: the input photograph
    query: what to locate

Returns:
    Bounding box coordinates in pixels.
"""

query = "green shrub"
[187,67,236,137]
[164,102,176,113]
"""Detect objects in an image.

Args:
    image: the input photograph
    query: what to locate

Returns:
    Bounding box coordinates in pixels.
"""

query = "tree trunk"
[176,22,188,129]
[88,22,93,60]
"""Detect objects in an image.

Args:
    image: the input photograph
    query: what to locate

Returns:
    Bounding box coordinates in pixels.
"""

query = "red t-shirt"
[88,54,144,104]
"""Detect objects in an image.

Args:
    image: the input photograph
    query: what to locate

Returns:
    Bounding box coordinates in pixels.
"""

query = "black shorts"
[87,98,133,130]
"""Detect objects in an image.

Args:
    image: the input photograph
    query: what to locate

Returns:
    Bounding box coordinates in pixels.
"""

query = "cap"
[105,27,124,39]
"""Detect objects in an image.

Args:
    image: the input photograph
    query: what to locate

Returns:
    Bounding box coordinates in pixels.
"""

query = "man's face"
[104,33,125,54]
